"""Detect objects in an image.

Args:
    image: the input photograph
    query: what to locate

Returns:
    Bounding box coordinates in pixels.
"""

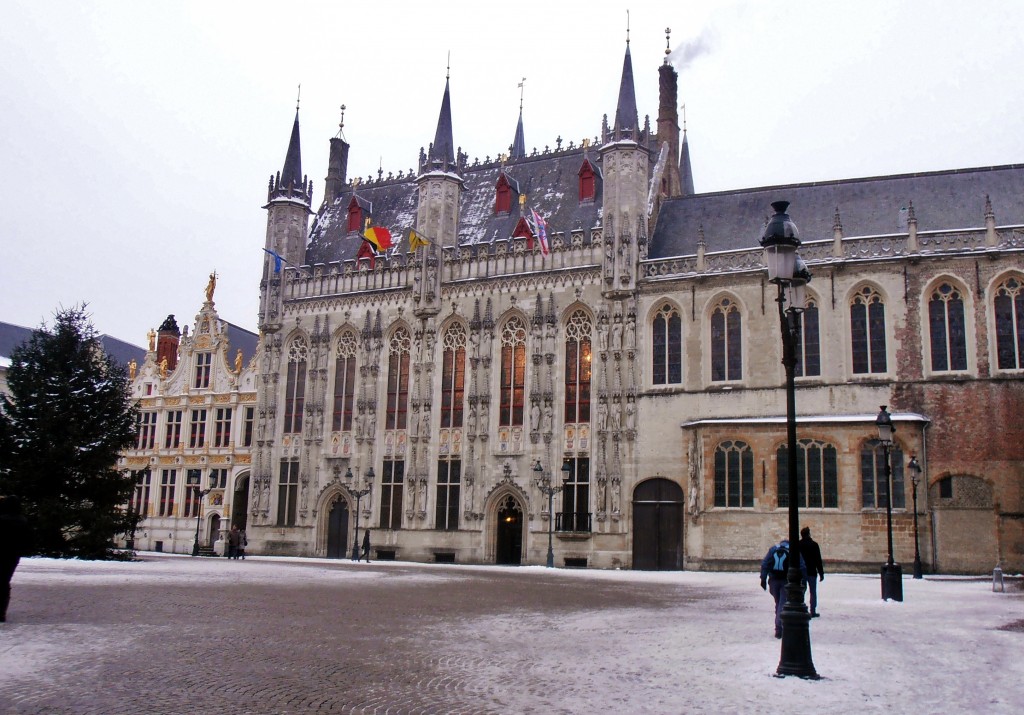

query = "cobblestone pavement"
[1,556,1022,715]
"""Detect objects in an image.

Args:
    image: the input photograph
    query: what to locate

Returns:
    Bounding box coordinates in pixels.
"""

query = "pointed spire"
[679,105,694,196]
[281,105,303,191]
[613,41,639,139]
[429,65,455,168]
[511,78,526,160]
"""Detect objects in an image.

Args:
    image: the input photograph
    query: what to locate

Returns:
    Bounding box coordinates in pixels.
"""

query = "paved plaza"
[0,554,1021,714]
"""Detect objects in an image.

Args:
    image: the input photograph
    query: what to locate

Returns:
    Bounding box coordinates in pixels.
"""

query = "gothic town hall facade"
[243,41,1023,573]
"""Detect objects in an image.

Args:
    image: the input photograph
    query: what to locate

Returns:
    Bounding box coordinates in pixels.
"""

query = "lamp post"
[347,466,373,562]
[533,460,567,568]
[875,406,903,601]
[187,473,211,557]
[760,200,817,679]
[908,455,923,579]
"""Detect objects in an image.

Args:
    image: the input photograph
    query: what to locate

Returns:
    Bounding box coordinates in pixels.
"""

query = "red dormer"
[578,159,596,203]
[495,173,513,215]
[347,196,362,233]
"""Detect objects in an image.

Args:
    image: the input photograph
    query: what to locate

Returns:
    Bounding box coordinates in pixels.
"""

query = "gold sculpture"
[159,357,168,378]
[128,359,137,380]
[147,329,156,352]
[205,271,217,302]
[234,349,243,373]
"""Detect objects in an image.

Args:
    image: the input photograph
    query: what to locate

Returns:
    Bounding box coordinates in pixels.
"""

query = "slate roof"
[0,321,146,367]
[649,164,1024,259]
[305,147,605,264]
[223,322,259,365]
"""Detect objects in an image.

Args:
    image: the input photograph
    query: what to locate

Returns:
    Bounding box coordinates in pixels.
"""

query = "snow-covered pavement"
[0,555,1021,714]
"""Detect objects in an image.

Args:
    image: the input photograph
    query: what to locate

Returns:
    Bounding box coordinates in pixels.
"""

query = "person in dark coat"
[227,525,241,559]
[759,537,807,638]
[361,529,371,563]
[0,496,32,622]
[800,527,825,617]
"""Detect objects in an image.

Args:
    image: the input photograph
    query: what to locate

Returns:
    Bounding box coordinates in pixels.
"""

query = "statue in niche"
[597,475,607,511]
[418,479,427,512]
[419,409,429,437]
[625,396,636,432]
[530,403,541,432]
[610,477,621,514]
[625,314,636,350]
[367,410,377,438]
[544,324,556,356]
[479,402,489,433]
[481,331,492,361]
[532,322,543,350]
[596,399,608,432]
[542,404,553,434]
[469,331,480,360]
[597,314,609,351]
[467,405,478,434]
[409,409,420,438]
[609,400,621,431]
[611,315,623,350]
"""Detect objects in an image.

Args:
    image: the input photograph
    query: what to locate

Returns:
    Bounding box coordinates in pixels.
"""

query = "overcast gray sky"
[2,0,1022,345]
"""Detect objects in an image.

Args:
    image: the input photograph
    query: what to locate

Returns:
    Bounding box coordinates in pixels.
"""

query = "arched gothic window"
[441,323,467,428]
[499,317,528,426]
[386,328,411,430]
[564,310,593,424]
[861,439,905,509]
[929,282,968,371]
[777,439,838,509]
[283,338,307,433]
[714,440,753,507]
[332,331,358,431]
[711,298,741,381]
[795,299,821,377]
[994,276,1024,370]
[851,286,887,374]
[652,303,682,385]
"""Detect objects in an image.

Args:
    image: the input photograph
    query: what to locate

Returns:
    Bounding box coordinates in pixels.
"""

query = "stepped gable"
[305,145,605,264]
[649,164,1024,259]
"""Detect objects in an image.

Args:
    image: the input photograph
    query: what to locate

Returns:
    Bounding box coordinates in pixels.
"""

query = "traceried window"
[778,439,839,509]
[861,440,905,509]
[159,469,177,517]
[379,459,404,530]
[188,409,207,448]
[564,311,593,424]
[242,407,255,447]
[714,440,754,507]
[851,286,887,374]
[277,459,299,526]
[652,303,682,385]
[386,328,411,430]
[795,300,821,377]
[441,324,467,428]
[710,298,742,381]
[136,412,156,450]
[435,459,460,531]
[165,410,182,449]
[193,352,212,388]
[332,331,358,431]
[499,317,528,426]
[130,470,151,518]
[283,338,308,433]
[994,276,1024,370]
[558,458,591,532]
[929,282,968,371]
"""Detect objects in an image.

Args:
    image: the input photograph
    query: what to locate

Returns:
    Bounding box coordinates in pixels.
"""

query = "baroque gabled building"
[247,38,1024,573]
[119,278,259,555]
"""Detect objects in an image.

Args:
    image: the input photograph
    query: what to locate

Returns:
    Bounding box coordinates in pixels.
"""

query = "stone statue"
[611,315,623,350]
[479,403,489,432]
[409,409,420,438]
[625,314,636,350]
[542,404,553,433]
[611,477,621,514]
[530,403,541,432]
[367,410,377,437]
[596,400,608,432]
[128,359,137,380]
[481,331,492,360]
[205,271,217,302]
[625,397,636,432]
[467,405,478,434]
[469,331,480,360]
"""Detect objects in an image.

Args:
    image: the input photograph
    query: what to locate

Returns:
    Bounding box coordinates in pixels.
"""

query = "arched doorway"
[208,514,221,548]
[632,478,684,570]
[326,497,350,559]
[495,494,524,565]
[232,475,250,530]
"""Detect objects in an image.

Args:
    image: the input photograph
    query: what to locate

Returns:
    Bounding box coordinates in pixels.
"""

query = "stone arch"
[919,273,975,375]
[315,483,355,557]
[483,481,530,565]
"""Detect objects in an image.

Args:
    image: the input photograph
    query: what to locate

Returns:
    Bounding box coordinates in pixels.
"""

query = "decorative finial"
[626,9,630,45]
[518,77,526,112]
[446,51,450,80]
[665,27,671,61]
[296,83,301,112]
[682,103,687,133]
[337,104,346,140]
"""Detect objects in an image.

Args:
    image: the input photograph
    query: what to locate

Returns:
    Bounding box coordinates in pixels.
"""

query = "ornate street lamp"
[760,201,817,679]
[875,406,903,601]
[908,455,924,579]
[347,466,373,562]
[534,460,568,568]
[187,472,211,557]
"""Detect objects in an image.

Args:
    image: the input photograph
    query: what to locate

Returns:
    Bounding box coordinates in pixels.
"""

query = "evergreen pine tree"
[0,306,140,558]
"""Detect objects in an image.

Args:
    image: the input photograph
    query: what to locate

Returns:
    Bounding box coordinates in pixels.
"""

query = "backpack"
[771,546,789,576]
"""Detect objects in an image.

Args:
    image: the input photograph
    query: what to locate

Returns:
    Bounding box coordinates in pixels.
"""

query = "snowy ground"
[1,555,1022,714]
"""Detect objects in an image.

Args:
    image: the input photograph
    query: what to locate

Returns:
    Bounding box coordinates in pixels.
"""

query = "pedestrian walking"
[759,537,806,638]
[800,527,825,617]
[361,529,371,563]
[227,525,241,559]
[0,496,32,623]
[237,529,248,560]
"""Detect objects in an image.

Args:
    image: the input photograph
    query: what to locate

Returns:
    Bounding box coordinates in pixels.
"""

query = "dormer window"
[579,160,596,203]
[347,197,362,233]
[495,174,513,215]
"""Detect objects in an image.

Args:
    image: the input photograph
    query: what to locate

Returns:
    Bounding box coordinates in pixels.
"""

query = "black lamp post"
[533,460,567,568]
[187,473,211,557]
[760,200,817,679]
[347,466,373,562]
[908,455,923,579]
[875,406,903,601]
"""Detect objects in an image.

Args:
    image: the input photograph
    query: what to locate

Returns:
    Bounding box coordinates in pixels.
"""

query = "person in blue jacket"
[760,537,807,638]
